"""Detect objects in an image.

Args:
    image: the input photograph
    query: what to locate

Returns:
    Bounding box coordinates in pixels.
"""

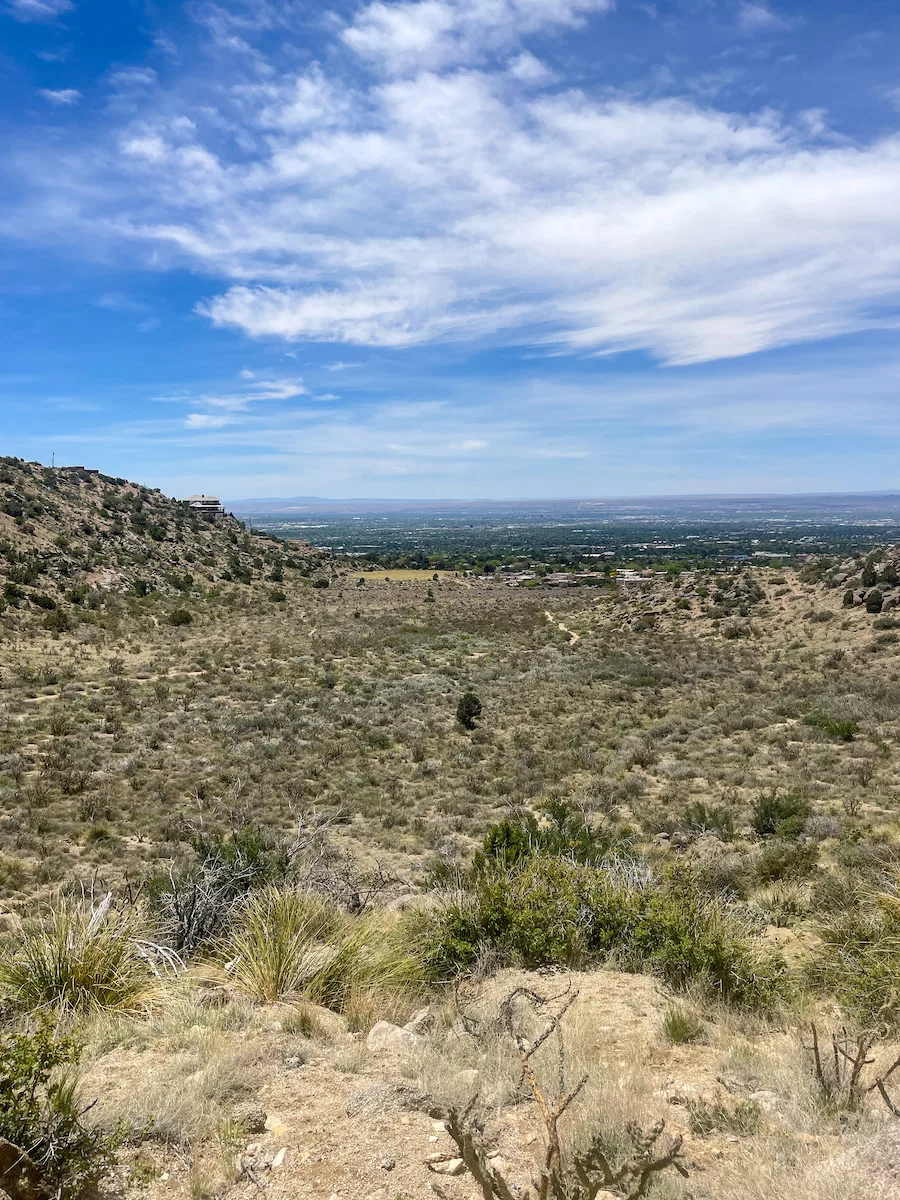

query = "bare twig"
[442,986,687,1200]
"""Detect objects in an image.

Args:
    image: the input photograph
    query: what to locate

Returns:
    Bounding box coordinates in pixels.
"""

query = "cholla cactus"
[439,986,688,1200]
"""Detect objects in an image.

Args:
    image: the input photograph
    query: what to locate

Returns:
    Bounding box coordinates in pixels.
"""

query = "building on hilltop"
[184,494,225,517]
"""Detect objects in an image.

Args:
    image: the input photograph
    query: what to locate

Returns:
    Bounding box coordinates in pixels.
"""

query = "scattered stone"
[426,1155,466,1177]
[366,1020,424,1054]
[379,1156,396,1171]
[346,1082,436,1119]
[271,1148,292,1171]
[404,1007,433,1034]
[231,1102,268,1135]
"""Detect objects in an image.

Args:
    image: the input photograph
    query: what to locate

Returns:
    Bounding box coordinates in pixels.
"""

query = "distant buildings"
[184,494,224,517]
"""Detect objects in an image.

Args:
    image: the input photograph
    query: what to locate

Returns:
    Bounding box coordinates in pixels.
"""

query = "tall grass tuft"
[0,897,155,1015]
[218,887,345,1003]
[219,887,424,1024]
[303,916,424,1028]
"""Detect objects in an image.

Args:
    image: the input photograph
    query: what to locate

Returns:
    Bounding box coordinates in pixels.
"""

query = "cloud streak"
[8,0,72,21]
[8,0,900,367]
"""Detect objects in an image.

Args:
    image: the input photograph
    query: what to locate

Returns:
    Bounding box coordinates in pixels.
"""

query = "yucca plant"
[303,916,425,1026]
[218,887,347,1003]
[219,888,424,1023]
[0,896,156,1015]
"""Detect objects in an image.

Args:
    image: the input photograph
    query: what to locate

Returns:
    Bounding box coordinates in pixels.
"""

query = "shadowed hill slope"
[0,457,320,626]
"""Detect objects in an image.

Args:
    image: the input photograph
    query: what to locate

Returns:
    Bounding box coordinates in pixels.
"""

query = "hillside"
[0,456,321,625]
[4,463,900,1200]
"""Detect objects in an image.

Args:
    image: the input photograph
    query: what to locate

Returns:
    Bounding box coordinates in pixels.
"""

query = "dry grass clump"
[90,1026,265,1146]
[0,896,157,1015]
[217,885,424,1027]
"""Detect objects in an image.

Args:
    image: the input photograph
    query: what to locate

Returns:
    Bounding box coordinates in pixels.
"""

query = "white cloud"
[737,3,792,35]
[507,51,556,85]
[39,88,81,105]
[185,412,236,428]
[10,0,900,368]
[8,0,71,21]
[342,0,613,74]
[109,67,158,88]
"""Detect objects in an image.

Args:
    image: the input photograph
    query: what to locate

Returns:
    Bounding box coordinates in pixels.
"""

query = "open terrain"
[4,458,900,1200]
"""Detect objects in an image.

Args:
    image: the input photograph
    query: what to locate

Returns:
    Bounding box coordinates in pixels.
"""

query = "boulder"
[230,1102,267,1136]
[366,1020,423,1054]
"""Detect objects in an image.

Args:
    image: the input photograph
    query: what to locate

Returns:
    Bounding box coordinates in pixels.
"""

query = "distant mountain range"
[227,491,900,517]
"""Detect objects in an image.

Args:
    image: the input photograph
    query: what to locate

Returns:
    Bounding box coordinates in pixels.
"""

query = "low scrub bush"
[474,800,628,871]
[752,791,811,839]
[810,899,900,1027]
[414,856,790,1011]
[0,897,155,1015]
[0,1021,126,1199]
[755,840,819,883]
[803,713,859,742]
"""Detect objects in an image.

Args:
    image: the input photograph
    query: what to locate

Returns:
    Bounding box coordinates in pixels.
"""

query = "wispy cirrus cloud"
[8,0,72,21]
[39,87,81,105]
[7,0,900,369]
[736,2,793,35]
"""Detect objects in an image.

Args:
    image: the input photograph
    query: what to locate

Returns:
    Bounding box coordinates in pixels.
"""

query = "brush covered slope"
[4,463,900,1200]
[0,456,321,624]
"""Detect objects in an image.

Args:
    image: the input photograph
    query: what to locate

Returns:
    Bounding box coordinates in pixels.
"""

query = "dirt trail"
[544,609,580,644]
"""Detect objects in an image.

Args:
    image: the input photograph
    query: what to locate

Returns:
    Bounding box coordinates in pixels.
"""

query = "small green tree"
[880,561,899,587]
[861,564,878,588]
[457,690,483,730]
[167,608,192,626]
[0,1022,125,1200]
[843,589,855,607]
[866,589,884,614]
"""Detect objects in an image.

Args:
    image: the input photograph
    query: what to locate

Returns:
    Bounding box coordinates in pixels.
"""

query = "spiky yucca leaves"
[303,917,424,1027]
[0,898,155,1015]
[219,887,424,1023]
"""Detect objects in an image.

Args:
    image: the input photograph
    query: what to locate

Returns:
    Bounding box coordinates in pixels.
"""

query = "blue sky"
[2,0,900,499]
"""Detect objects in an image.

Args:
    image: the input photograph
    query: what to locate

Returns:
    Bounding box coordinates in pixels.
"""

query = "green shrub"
[43,607,71,633]
[167,608,192,626]
[0,897,155,1015]
[0,1021,126,1199]
[755,840,818,883]
[414,857,789,1011]
[810,901,900,1027]
[803,713,858,742]
[456,690,482,730]
[752,791,811,839]
[475,801,627,871]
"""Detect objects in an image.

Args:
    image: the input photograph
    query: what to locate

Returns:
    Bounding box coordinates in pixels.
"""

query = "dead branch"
[0,1137,51,1200]
[805,1022,900,1117]
[442,986,688,1200]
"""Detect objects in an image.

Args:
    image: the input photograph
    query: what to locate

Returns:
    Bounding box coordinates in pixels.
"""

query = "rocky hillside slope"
[0,456,319,624]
